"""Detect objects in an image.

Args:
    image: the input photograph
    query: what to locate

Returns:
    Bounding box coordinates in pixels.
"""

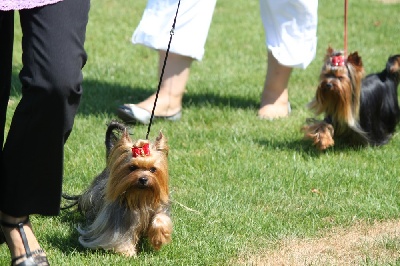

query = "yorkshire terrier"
[302,47,400,150]
[66,121,172,257]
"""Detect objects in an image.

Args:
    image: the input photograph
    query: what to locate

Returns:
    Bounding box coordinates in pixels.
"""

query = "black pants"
[0,0,90,217]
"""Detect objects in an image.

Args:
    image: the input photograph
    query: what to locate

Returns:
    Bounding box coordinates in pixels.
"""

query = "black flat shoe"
[0,217,49,266]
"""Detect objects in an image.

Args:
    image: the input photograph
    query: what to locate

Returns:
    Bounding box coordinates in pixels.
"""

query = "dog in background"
[302,47,400,150]
[66,121,172,257]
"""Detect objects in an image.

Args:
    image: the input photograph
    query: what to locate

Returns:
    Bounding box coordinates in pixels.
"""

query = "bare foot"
[133,51,192,117]
[258,102,291,119]
[136,92,182,117]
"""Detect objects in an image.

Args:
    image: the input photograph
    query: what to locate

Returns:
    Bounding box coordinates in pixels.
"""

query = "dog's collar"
[132,143,150,157]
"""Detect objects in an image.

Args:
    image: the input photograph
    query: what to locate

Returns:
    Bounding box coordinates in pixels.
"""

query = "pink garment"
[0,0,63,11]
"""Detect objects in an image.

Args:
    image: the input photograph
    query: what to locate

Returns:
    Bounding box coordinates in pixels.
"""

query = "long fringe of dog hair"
[307,49,367,138]
[76,124,172,256]
[77,199,170,256]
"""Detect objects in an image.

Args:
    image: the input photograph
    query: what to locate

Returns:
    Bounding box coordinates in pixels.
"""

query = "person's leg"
[0,8,15,249]
[118,0,216,123]
[0,0,89,263]
[258,0,318,119]
[0,11,14,173]
[136,50,193,116]
[2,0,89,217]
[258,51,292,119]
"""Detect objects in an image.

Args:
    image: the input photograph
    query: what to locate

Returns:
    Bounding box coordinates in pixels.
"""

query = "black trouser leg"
[0,0,90,216]
[0,11,14,169]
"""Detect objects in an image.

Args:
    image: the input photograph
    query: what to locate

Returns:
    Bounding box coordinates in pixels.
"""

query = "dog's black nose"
[325,83,333,90]
[138,177,148,185]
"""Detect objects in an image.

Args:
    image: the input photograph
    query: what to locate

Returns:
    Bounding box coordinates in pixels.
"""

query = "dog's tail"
[61,193,80,210]
[61,121,127,211]
[105,121,127,158]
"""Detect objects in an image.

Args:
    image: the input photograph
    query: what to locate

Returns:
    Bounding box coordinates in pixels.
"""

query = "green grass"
[2,0,400,265]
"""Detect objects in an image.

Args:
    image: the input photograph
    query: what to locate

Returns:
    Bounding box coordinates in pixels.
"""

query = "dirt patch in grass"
[235,220,400,265]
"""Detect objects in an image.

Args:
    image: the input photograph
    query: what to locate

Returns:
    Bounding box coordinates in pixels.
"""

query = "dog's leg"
[316,125,335,150]
[302,121,335,150]
[147,212,172,250]
[113,243,138,257]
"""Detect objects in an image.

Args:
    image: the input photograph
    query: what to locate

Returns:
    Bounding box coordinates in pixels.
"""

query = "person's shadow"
[77,80,260,117]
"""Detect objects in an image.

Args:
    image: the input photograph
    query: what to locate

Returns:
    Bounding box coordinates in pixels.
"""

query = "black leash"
[60,193,80,210]
[146,0,182,140]
[62,2,182,210]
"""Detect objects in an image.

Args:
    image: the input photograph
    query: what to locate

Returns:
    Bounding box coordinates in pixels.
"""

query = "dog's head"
[104,123,169,210]
[387,54,400,82]
[311,46,364,129]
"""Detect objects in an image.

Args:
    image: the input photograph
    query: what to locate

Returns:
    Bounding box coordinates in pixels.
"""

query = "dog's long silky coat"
[303,47,400,150]
[76,121,172,256]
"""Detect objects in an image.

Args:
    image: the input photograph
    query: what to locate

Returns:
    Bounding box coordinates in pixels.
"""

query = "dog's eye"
[129,165,139,172]
[149,167,156,173]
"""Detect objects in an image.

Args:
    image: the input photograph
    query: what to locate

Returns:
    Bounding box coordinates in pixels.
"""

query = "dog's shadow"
[45,208,159,257]
[256,137,369,158]
[43,209,87,254]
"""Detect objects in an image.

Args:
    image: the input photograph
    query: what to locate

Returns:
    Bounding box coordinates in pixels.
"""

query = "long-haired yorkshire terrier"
[68,121,172,257]
[302,47,400,150]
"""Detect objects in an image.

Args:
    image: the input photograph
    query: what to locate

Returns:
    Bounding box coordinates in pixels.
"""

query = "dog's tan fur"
[302,47,366,150]
[77,122,172,256]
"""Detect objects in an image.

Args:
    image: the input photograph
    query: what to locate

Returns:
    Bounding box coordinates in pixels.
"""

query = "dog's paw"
[114,244,137,257]
[148,213,173,250]
[302,121,334,151]
[316,130,334,150]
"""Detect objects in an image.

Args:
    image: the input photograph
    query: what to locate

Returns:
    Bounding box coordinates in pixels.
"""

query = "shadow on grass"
[45,206,161,256]
[9,71,259,118]
[78,79,259,116]
[41,210,87,254]
[256,137,368,158]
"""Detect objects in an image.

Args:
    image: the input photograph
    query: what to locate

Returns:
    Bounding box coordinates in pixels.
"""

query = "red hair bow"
[331,55,345,66]
[132,143,150,157]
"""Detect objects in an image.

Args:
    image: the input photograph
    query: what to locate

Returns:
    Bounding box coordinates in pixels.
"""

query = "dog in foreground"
[67,121,172,256]
[302,47,400,150]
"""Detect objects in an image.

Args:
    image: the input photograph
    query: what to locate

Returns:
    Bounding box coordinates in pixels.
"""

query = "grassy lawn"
[2,0,400,265]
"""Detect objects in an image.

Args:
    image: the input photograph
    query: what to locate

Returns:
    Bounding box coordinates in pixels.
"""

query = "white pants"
[132,0,217,61]
[260,0,318,69]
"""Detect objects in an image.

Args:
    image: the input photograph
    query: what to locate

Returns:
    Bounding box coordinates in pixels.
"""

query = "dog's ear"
[105,121,127,157]
[327,46,334,55]
[155,131,169,156]
[387,55,400,74]
[324,46,335,61]
[347,52,363,68]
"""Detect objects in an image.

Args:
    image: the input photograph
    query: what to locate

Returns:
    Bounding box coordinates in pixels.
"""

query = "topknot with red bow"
[132,142,150,157]
[330,53,345,67]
